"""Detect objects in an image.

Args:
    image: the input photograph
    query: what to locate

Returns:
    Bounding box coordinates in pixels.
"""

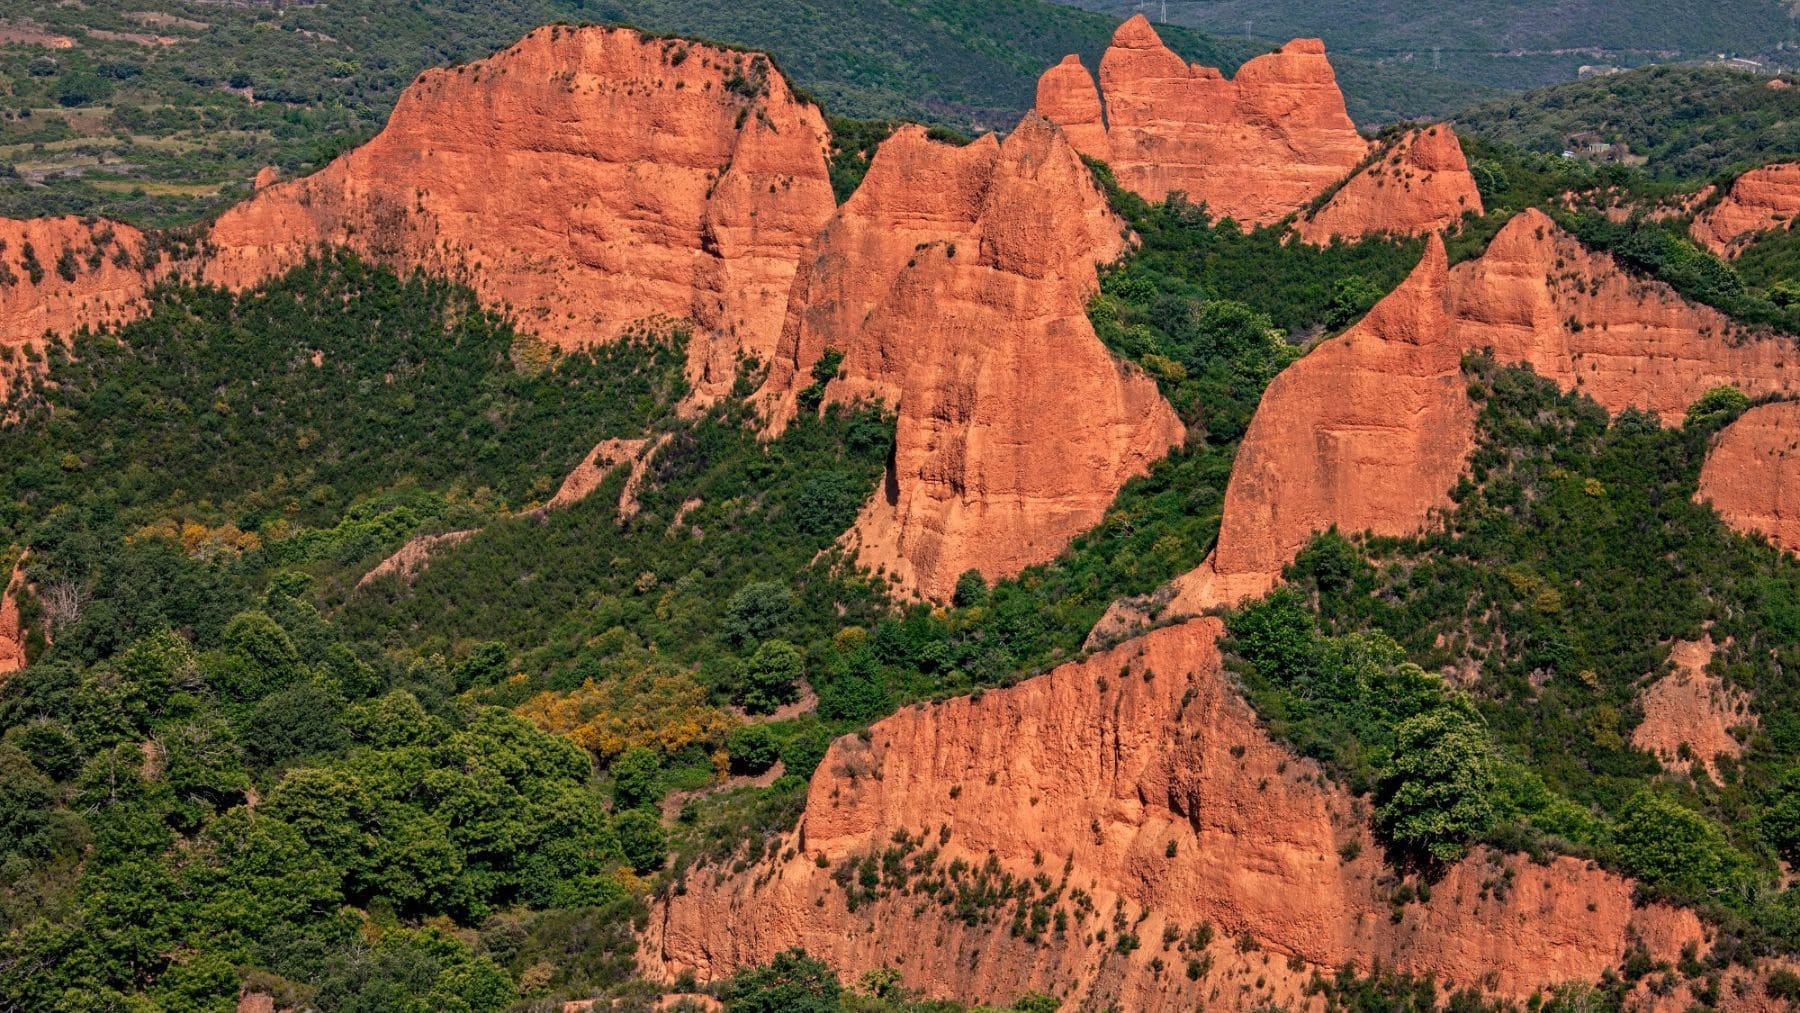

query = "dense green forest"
[1053,0,1796,92]
[5,18,1800,1003]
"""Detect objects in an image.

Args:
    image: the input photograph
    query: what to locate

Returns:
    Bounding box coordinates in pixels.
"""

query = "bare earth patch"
[1633,636,1755,781]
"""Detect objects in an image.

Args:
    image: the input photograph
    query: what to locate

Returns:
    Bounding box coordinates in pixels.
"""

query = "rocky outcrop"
[1691,162,1800,257]
[1295,126,1483,244]
[1632,637,1752,782]
[538,432,671,521]
[759,117,1182,601]
[649,618,1703,1010]
[203,25,837,403]
[1034,17,1369,228]
[356,529,479,589]
[1698,400,1800,553]
[0,217,154,392]
[1172,235,1474,609]
[1172,209,1800,611]
[0,559,28,676]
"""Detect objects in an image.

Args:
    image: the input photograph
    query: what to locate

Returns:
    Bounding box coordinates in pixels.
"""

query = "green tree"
[1684,385,1751,429]
[613,809,667,875]
[1374,707,1499,864]
[610,747,663,811]
[952,568,989,608]
[726,723,781,775]
[723,582,796,647]
[740,640,804,715]
[723,948,842,1013]
[1614,789,1746,902]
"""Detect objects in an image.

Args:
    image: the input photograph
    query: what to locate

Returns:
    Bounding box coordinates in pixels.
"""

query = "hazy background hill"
[0,0,1472,227]
[1052,0,1798,91]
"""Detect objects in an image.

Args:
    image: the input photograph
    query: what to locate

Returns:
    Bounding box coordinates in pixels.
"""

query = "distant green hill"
[1053,0,1797,92]
[0,0,1484,228]
[0,0,1262,226]
[1457,64,1800,181]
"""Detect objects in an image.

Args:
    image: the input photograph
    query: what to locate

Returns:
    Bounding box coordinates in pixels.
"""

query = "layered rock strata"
[1034,17,1368,227]
[1295,126,1484,244]
[203,25,837,402]
[758,117,1182,601]
[1692,162,1800,256]
[1698,400,1800,553]
[1172,208,1800,612]
[648,618,1703,1010]
[0,217,154,392]
[0,559,27,676]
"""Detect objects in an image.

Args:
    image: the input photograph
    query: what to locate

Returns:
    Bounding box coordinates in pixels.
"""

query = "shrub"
[726,723,781,775]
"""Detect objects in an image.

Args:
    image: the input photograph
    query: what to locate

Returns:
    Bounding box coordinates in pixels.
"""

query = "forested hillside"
[1457,65,1800,181]
[4,8,1800,1012]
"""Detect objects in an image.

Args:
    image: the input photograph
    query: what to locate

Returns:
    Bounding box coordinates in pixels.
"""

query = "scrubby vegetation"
[1233,356,1800,956]
[1458,65,1800,182]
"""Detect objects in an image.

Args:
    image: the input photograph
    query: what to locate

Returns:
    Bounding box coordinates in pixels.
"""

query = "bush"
[726,724,781,775]
[613,808,667,875]
[722,949,842,1013]
[739,640,804,715]
[610,748,664,811]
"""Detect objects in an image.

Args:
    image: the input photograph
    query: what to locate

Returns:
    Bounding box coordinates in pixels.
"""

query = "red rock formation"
[0,217,154,392]
[1035,17,1369,228]
[648,618,1703,1009]
[1174,234,1474,609]
[1632,636,1753,781]
[356,529,478,589]
[759,116,1182,601]
[1172,208,1800,611]
[1692,162,1800,256]
[538,432,671,521]
[1295,126,1484,244]
[252,166,280,190]
[1031,54,1110,163]
[0,559,28,676]
[1698,400,1800,553]
[203,25,836,402]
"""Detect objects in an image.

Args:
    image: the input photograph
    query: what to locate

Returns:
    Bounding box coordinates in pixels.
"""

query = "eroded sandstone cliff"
[0,216,154,393]
[1034,17,1369,228]
[1295,126,1484,244]
[1691,162,1800,257]
[649,618,1702,1010]
[1698,400,1800,554]
[203,25,837,402]
[758,116,1182,601]
[1172,209,1800,612]
[0,559,27,676]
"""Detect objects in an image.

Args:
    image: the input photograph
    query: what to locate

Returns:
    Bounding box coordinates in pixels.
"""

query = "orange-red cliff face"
[1698,400,1800,554]
[758,117,1183,601]
[0,560,27,676]
[1035,17,1369,228]
[649,619,1703,1010]
[203,25,836,402]
[1173,208,1800,611]
[1295,126,1484,244]
[1692,162,1800,256]
[0,217,154,392]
